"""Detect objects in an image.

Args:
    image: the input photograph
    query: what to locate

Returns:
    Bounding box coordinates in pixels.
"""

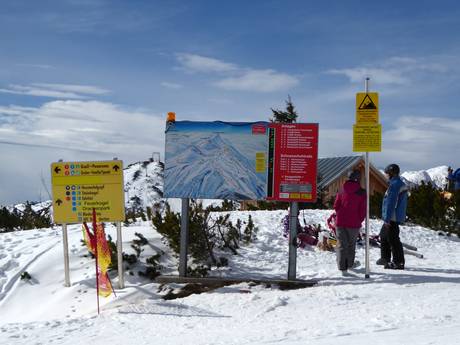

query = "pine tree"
[243,215,257,243]
[270,95,298,123]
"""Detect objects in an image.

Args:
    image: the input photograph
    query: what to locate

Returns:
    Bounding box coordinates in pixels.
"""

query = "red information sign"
[267,123,319,202]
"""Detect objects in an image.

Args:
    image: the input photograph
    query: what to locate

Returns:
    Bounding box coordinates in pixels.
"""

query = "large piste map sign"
[164,120,319,201]
[165,121,269,200]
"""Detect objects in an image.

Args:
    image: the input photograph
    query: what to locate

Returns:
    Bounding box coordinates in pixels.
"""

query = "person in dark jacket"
[333,169,366,275]
[447,167,460,192]
[378,163,408,270]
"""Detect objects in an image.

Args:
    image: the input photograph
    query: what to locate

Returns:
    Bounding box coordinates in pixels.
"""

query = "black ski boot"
[384,262,404,270]
[376,258,387,265]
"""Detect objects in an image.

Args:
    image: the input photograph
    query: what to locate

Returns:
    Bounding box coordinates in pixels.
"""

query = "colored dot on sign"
[66,192,70,196]
[66,186,70,190]
[66,197,70,201]
[71,165,74,169]
[71,186,76,190]
[65,165,69,169]
[72,207,76,211]
[65,171,69,175]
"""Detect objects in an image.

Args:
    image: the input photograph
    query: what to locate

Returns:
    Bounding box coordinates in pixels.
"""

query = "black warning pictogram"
[358,94,377,110]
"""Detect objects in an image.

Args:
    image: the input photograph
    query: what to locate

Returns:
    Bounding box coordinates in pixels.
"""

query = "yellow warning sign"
[356,92,379,123]
[353,124,382,152]
[51,160,125,224]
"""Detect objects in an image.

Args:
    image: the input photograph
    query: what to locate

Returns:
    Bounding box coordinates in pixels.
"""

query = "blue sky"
[1,0,459,204]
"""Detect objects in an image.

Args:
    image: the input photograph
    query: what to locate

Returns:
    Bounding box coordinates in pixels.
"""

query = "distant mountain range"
[5,161,451,214]
[400,166,449,190]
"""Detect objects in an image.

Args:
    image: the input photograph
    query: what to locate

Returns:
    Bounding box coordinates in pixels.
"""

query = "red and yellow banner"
[82,221,113,298]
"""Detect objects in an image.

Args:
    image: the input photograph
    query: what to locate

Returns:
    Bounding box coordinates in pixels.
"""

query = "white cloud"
[33,83,109,95]
[317,115,459,171]
[16,63,54,69]
[175,53,299,93]
[379,116,460,168]
[176,53,238,73]
[0,83,110,99]
[215,69,299,92]
[0,99,166,203]
[161,82,183,89]
[327,56,451,85]
[0,100,164,155]
[328,67,407,85]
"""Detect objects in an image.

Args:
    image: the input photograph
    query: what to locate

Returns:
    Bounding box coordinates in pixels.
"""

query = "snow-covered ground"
[1,209,459,344]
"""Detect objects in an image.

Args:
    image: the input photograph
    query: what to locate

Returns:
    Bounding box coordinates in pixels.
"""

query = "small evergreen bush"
[152,201,257,274]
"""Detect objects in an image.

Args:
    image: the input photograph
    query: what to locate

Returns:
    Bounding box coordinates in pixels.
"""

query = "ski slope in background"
[1,210,459,345]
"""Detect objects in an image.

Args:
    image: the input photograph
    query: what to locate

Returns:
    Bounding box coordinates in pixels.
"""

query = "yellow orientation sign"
[356,92,379,123]
[353,124,382,152]
[51,160,125,224]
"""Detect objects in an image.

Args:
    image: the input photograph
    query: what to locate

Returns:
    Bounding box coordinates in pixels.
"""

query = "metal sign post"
[364,77,371,279]
[179,198,190,277]
[353,78,381,279]
[116,221,124,288]
[287,202,299,280]
[62,223,70,287]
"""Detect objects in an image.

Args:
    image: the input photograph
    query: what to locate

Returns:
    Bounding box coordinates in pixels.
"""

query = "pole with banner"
[353,77,381,279]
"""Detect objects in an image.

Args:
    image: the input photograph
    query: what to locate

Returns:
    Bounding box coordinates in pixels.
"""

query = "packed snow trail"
[0,210,459,344]
[0,228,61,303]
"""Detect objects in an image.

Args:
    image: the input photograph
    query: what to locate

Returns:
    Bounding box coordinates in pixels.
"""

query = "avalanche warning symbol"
[356,92,379,123]
[358,94,377,109]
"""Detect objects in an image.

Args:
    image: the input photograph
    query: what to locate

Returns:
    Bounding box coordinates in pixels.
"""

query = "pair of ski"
[359,233,424,259]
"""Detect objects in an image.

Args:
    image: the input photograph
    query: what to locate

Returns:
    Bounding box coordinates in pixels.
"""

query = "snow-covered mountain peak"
[124,159,164,211]
[401,165,449,189]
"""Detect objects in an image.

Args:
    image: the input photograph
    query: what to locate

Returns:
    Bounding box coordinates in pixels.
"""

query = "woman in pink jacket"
[333,170,366,276]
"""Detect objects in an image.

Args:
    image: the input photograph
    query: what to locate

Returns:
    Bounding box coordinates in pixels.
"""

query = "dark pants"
[379,221,405,265]
[336,227,360,271]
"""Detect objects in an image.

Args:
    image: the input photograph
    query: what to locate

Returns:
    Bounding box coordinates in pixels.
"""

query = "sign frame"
[267,123,319,202]
[51,160,125,224]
